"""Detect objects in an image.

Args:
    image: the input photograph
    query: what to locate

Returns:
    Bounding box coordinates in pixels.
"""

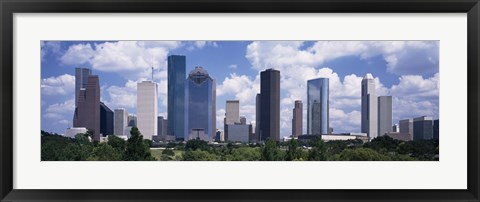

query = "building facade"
[399,119,413,136]
[186,66,216,142]
[361,73,378,139]
[215,130,225,142]
[259,69,280,141]
[75,67,92,107]
[225,100,240,125]
[224,100,240,141]
[157,116,168,136]
[240,116,246,125]
[392,124,400,132]
[227,124,251,143]
[307,78,329,136]
[167,55,186,140]
[433,119,439,140]
[255,93,261,142]
[413,116,434,140]
[114,108,128,136]
[100,102,114,136]
[377,96,392,136]
[127,115,137,127]
[292,100,303,137]
[137,81,158,140]
[73,75,101,141]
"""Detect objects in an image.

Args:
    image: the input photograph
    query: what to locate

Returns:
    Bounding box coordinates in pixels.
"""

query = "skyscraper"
[292,100,303,137]
[73,75,100,141]
[137,81,158,140]
[377,96,392,136]
[225,100,240,141]
[307,78,329,136]
[157,116,168,136]
[433,119,439,140]
[167,55,186,140]
[399,119,413,136]
[114,108,128,136]
[75,67,91,107]
[100,102,114,136]
[185,66,216,141]
[260,68,280,141]
[413,116,433,140]
[225,100,240,124]
[361,73,378,139]
[255,93,261,142]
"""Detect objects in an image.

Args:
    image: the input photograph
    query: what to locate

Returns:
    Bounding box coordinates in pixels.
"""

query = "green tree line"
[41,127,155,161]
[42,129,438,161]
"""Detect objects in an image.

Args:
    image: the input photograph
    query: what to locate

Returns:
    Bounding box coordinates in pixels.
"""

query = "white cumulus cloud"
[43,98,75,122]
[41,74,75,95]
[60,43,95,65]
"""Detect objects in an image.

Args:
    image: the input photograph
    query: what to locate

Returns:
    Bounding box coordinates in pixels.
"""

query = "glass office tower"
[167,55,186,140]
[307,78,329,135]
[185,66,216,142]
[100,102,114,136]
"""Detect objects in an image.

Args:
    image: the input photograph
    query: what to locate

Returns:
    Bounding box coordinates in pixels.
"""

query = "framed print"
[1,0,479,201]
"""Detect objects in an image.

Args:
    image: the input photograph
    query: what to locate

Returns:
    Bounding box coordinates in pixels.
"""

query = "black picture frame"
[1,0,479,201]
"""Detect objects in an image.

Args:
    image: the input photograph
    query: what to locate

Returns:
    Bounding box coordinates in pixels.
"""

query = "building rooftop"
[363,73,374,80]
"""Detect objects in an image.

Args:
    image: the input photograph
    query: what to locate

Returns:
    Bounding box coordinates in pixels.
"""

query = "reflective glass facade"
[185,67,216,142]
[307,78,329,135]
[100,102,114,136]
[167,55,186,140]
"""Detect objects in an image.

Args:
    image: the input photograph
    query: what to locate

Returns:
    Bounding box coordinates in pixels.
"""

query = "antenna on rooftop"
[151,56,154,82]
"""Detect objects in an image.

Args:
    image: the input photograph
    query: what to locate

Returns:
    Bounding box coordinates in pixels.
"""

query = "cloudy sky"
[41,41,439,137]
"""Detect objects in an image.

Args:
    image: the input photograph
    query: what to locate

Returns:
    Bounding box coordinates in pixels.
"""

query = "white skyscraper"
[361,73,378,139]
[114,108,128,136]
[225,100,240,125]
[137,81,158,140]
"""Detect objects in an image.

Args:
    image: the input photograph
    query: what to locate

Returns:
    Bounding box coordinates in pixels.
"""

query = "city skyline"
[41,41,439,138]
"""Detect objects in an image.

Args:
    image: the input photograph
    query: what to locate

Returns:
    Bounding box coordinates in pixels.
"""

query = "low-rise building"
[227,124,251,143]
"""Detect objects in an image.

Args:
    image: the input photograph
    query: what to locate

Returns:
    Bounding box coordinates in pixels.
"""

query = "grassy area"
[150,149,183,161]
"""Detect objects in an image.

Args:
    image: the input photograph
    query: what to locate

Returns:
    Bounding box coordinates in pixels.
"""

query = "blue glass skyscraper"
[185,66,216,142]
[307,78,329,135]
[167,55,186,140]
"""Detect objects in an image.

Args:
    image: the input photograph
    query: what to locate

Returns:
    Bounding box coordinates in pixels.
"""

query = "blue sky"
[41,41,439,137]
